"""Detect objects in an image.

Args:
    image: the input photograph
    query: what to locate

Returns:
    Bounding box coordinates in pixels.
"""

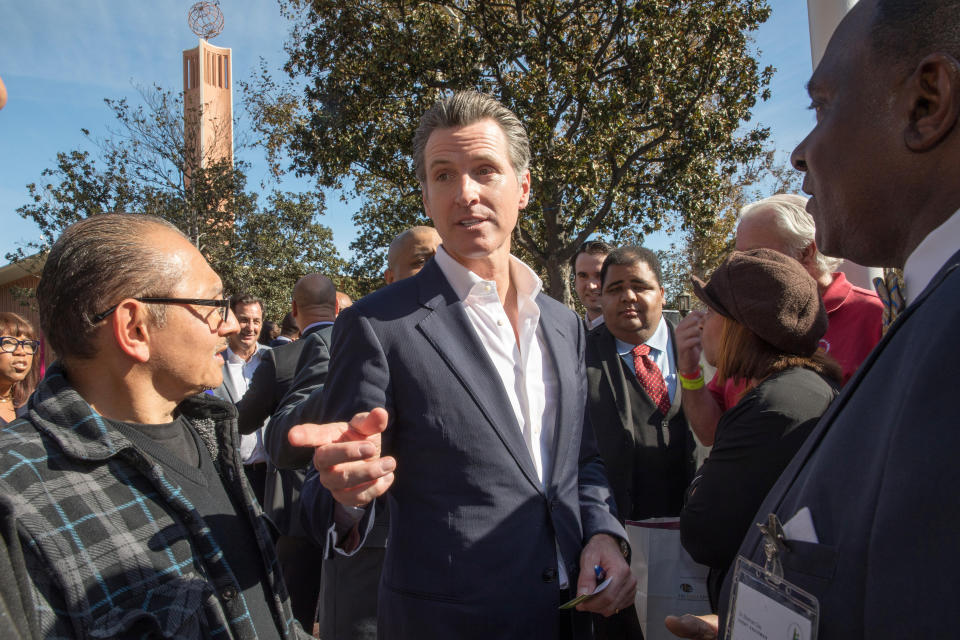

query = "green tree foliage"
[656,149,803,308]
[256,0,773,303]
[12,85,343,320]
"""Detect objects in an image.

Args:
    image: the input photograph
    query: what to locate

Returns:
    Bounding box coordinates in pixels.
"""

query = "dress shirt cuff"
[332,503,367,554]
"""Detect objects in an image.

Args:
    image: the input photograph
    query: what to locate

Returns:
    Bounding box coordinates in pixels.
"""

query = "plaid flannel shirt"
[0,364,311,639]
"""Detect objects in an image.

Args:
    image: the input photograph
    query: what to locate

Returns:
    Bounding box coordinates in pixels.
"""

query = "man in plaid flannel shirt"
[0,214,314,638]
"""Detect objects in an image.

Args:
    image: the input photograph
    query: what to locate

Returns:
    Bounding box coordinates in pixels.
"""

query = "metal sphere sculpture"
[188,1,224,41]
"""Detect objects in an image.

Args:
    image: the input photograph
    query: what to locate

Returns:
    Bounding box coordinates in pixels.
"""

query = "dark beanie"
[691,248,828,356]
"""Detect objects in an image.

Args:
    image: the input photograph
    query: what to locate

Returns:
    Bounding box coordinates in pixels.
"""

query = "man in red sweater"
[676,193,883,445]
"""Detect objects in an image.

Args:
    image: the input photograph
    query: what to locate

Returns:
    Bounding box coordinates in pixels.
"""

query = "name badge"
[724,514,819,639]
[724,556,819,640]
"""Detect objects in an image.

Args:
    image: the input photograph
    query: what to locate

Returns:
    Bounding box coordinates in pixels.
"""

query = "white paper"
[730,582,813,640]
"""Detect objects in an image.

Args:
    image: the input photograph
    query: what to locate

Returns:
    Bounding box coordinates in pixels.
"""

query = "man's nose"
[454,174,480,207]
[220,310,240,336]
[791,138,808,173]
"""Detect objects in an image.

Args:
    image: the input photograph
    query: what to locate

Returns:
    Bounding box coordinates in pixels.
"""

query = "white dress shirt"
[433,246,559,484]
[614,314,678,404]
[904,207,960,306]
[223,346,269,464]
[586,314,605,330]
[434,246,569,587]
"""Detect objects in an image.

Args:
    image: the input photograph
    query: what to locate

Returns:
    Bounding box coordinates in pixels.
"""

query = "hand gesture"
[288,408,396,507]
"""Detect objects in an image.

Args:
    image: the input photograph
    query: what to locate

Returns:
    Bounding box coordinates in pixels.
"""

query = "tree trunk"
[543,253,573,308]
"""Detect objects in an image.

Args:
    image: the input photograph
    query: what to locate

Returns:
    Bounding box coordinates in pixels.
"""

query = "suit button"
[549,498,559,511]
[542,568,556,583]
[221,586,237,600]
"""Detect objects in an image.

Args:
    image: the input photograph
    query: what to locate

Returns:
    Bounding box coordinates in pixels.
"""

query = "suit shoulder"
[535,293,580,329]
[347,276,423,319]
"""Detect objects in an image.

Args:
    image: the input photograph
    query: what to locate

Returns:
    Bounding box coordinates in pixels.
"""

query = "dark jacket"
[0,364,309,639]
[300,258,624,639]
[719,249,960,638]
[586,321,695,522]
[680,366,837,609]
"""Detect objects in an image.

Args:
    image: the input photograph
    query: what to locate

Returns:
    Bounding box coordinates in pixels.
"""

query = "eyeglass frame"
[0,336,41,355]
[92,297,231,326]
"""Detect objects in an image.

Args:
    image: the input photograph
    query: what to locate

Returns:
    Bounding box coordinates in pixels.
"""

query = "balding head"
[292,273,338,330]
[385,226,441,284]
[336,291,353,314]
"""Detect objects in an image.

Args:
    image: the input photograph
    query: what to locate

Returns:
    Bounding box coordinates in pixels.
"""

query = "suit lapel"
[538,300,574,489]
[753,250,960,522]
[219,362,240,403]
[595,326,634,432]
[415,262,543,492]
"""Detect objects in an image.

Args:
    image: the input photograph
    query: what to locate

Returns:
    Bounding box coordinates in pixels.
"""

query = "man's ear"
[383,268,395,285]
[798,242,818,269]
[905,53,960,152]
[111,300,152,363]
[518,170,531,210]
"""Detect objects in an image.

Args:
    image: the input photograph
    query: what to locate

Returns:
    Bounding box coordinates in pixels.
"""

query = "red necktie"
[632,344,671,415]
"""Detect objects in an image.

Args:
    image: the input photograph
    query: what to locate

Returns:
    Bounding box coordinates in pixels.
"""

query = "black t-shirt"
[109,415,283,639]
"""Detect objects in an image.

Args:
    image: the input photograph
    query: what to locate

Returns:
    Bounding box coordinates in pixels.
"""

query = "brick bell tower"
[182,1,233,181]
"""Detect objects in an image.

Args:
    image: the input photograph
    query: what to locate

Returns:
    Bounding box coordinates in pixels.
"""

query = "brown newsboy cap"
[691,248,827,356]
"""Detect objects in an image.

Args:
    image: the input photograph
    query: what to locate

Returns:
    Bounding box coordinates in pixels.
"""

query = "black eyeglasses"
[93,297,231,325]
[0,336,40,355]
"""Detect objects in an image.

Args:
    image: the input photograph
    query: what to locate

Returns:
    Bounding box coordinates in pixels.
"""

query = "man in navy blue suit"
[290,91,634,639]
[667,0,960,638]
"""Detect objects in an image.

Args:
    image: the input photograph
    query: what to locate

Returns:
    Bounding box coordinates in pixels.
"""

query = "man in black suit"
[238,272,338,631]
[587,246,694,639]
[668,0,960,637]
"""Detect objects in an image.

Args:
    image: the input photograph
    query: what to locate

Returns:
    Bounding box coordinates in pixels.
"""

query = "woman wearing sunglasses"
[0,312,41,425]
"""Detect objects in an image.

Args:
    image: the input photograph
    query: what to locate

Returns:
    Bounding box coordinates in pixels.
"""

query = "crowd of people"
[1,0,958,637]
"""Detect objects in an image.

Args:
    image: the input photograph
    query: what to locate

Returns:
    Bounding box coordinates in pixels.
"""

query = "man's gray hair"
[37,213,187,363]
[413,91,531,184]
[737,194,843,276]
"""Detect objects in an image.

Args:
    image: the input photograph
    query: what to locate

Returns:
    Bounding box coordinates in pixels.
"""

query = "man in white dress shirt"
[214,292,271,503]
[290,90,635,639]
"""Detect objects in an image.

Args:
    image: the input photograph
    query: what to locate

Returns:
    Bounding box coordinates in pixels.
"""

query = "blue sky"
[1,0,815,263]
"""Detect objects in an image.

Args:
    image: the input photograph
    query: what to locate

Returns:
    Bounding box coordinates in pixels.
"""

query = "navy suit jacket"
[719,248,960,638]
[301,258,624,639]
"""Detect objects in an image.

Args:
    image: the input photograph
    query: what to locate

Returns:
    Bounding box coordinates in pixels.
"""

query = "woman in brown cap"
[678,248,841,611]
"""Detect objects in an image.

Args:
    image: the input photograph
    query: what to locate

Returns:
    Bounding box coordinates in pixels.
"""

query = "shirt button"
[497,319,504,326]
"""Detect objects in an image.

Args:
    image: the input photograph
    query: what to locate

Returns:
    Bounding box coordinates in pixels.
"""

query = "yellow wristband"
[679,368,705,390]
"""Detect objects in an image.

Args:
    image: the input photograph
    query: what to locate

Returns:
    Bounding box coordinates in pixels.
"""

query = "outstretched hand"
[288,408,395,507]
[664,613,719,640]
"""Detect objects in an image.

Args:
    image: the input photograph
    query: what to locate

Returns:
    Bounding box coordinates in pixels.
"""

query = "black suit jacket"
[238,323,332,535]
[585,321,694,522]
